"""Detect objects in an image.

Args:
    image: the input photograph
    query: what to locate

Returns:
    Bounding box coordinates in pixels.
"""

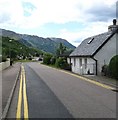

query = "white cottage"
[69,19,118,75]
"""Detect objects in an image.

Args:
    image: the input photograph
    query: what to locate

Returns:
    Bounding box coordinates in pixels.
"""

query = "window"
[74,58,76,66]
[84,58,87,69]
[80,58,82,67]
[88,38,94,44]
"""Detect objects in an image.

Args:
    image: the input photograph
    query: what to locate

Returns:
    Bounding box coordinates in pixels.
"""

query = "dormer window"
[88,38,94,44]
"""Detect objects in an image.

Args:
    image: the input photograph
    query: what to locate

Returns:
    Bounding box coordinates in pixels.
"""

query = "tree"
[56,43,66,56]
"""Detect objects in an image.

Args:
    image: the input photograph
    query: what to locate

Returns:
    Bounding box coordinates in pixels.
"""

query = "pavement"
[1,62,21,119]
[84,74,117,89]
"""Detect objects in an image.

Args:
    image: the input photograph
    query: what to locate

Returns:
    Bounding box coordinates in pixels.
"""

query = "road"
[6,62,116,119]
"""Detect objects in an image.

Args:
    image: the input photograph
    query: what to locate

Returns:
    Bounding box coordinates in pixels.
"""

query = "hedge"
[109,55,118,79]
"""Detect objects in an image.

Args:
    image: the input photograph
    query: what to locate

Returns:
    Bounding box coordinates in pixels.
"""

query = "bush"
[109,55,118,79]
[50,56,56,65]
[23,56,26,60]
[101,65,109,76]
[0,56,2,63]
[2,56,7,62]
[43,54,52,65]
[28,57,32,60]
[55,57,70,69]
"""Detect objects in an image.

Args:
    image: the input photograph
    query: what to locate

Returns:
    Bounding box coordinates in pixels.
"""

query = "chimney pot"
[108,19,118,32]
[113,19,117,25]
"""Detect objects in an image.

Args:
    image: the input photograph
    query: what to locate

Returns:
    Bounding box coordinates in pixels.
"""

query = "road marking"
[16,69,23,119]
[16,65,29,119]
[22,66,29,119]
[39,63,115,90]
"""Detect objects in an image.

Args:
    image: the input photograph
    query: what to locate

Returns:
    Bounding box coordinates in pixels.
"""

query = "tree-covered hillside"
[1,36,43,60]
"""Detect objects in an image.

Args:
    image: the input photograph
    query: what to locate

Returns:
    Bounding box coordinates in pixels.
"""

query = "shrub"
[101,65,109,76]
[109,55,118,79]
[55,57,70,69]
[0,56,2,63]
[2,56,7,62]
[23,56,26,60]
[28,57,32,60]
[43,54,52,65]
[50,56,56,65]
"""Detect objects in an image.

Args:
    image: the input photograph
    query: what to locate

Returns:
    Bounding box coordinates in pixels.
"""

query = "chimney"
[108,19,118,32]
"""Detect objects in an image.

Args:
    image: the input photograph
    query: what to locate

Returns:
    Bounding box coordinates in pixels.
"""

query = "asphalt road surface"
[7,62,117,119]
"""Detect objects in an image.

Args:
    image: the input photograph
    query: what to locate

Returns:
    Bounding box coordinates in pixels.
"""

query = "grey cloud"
[86,3,116,22]
[116,1,118,18]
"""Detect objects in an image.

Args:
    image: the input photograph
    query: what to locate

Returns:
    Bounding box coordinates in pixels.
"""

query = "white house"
[69,19,118,75]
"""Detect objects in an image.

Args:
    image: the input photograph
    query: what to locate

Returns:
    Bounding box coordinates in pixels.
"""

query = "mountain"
[0,28,76,54]
[49,37,75,49]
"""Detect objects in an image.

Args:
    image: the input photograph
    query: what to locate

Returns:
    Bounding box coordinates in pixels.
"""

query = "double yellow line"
[16,65,29,119]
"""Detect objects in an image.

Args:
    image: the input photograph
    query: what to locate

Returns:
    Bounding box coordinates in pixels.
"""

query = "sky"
[0,0,117,47]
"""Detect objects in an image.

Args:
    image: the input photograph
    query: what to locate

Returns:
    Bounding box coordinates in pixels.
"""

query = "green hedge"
[109,55,118,79]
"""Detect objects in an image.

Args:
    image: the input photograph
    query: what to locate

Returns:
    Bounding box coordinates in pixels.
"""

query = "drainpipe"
[69,57,71,65]
[91,57,98,75]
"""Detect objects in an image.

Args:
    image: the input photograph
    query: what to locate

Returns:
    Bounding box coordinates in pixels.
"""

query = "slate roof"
[70,31,115,57]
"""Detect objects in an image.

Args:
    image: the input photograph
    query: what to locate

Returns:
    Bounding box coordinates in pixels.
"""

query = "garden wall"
[0,59,10,71]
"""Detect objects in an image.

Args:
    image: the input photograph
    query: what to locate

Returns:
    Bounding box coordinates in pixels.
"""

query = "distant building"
[69,19,118,75]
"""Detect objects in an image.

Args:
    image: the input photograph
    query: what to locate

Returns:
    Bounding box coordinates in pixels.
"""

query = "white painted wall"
[94,33,117,75]
[0,59,10,71]
[67,58,71,64]
[71,57,96,75]
[71,57,79,74]
[83,58,95,75]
